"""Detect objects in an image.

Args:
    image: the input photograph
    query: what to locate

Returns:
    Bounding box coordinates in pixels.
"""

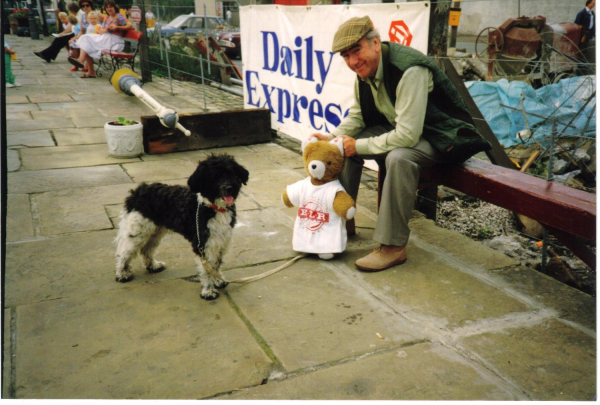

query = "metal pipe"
[230,78,243,86]
[209,81,243,96]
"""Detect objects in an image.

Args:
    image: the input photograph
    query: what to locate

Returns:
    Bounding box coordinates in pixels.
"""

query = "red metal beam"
[419,158,596,241]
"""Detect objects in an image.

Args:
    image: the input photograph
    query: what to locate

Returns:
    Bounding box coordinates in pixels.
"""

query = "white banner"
[240,3,430,143]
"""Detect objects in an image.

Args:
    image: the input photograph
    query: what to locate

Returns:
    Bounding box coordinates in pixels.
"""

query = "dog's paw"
[214,278,229,289]
[146,261,166,274]
[200,289,220,300]
[115,272,134,282]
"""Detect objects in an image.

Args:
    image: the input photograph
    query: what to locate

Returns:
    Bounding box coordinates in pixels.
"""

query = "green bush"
[147,42,221,84]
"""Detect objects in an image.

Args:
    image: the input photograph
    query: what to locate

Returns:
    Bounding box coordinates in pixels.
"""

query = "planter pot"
[104,121,144,158]
[16,17,29,27]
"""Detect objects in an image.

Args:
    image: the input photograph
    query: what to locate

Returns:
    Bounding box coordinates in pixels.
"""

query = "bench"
[375,158,596,269]
[96,30,142,77]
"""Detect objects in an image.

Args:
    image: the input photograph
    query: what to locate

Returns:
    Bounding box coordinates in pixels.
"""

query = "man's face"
[589,0,595,9]
[340,36,381,79]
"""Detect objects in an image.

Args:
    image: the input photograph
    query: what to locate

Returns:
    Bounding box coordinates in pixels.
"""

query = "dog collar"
[208,203,229,213]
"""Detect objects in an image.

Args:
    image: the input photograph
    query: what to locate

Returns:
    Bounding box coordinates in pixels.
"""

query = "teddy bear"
[282,137,356,260]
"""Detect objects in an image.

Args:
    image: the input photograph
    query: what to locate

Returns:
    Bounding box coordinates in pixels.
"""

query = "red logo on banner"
[388,20,412,46]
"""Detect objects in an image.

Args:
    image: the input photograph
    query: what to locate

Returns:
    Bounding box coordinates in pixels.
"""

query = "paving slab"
[14,280,273,399]
[3,309,12,398]
[72,115,115,128]
[120,159,198,183]
[20,144,139,171]
[334,230,530,330]
[492,266,596,330]
[6,95,29,104]
[226,342,521,400]
[247,143,305,169]
[30,109,104,120]
[242,168,305,208]
[7,118,75,132]
[8,166,133,194]
[52,127,106,145]
[7,130,55,147]
[226,257,425,371]
[221,208,296,270]
[7,112,32,121]
[6,104,40,112]
[6,194,34,242]
[27,94,74,103]
[4,230,203,307]
[35,183,136,236]
[7,149,21,172]
[409,217,520,270]
[461,319,596,400]
[37,102,94,111]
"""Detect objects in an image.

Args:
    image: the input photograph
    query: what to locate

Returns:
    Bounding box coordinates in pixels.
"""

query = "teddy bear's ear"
[330,137,345,156]
[301,136,319,153]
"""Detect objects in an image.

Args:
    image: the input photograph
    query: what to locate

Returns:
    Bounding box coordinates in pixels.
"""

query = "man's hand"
[309,133,329,141]
[337,135,357,157]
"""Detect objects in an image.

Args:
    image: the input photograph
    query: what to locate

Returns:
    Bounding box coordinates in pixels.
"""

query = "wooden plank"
[546,226,596,270]
[419,158,596,241]
[141,109,272,154]
[442,58,515,169]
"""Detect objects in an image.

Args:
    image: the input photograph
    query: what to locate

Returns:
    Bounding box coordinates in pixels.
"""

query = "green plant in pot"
[105,116,144,158]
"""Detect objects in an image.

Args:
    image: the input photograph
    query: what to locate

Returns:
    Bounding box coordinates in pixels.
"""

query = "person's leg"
[4,52,15,84]
[43,34,73,60]
[373,137,445,247]
[83,53,95,76]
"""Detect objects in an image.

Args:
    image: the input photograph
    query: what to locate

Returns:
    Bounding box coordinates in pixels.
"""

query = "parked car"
[153,14,241,59]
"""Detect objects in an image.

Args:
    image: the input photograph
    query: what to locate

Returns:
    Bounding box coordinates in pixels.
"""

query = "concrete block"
[335,238,530,330]
[14,280,273,399]
[8,166,133,194]
[7,149,20,172]
[20,144,139,171]
[6,104,40,112]
[4,230,201,307]
[225,342,520,400]
[7,112,32,121]
[6,194,34,242]
[7,130,54,147]
[27,94,74,103]
[6,96,29,104]
[226,257,425,371]
[461,319,596,400]
[3,309,13,399]
[53,128,107,146]
[8,118,75,132]
[120,159,198,183]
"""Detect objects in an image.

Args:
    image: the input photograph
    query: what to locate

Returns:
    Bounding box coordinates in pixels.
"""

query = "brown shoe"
[355,245,407,272]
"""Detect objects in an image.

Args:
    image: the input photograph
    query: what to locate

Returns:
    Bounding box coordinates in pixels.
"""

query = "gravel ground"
[435,189,596,297]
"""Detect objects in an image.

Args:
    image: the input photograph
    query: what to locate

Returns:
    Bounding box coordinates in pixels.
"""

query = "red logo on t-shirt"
[389,20,412,46]
[298,199,329,232]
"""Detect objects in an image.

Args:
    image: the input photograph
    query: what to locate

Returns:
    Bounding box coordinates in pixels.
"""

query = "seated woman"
[68,0,132,78]
[69,0,102,71]
[33,3,80,62]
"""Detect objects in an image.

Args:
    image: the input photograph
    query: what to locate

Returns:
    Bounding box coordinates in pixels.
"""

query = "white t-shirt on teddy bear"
[286,177,347,254]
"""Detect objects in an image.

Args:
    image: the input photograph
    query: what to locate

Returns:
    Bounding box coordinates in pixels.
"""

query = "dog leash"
[196,201,307,285]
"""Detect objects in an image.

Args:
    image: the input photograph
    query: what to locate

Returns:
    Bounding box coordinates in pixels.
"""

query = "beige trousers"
[339,125,446,247]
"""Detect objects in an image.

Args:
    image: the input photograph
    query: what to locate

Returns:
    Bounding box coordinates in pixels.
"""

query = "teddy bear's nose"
[311,164,317,169]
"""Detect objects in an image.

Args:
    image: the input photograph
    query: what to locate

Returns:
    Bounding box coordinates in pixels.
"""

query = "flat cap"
[332,16,374,53]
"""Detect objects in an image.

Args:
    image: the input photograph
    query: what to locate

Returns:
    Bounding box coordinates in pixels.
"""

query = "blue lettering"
[280,46,294,76]
[294,36,303,80]
[245,70,261,107]
[277,88,291,123]
[261,84,276,113]
[315,50,335,94]
[293,94,308,122]
[262,31,279,72]
[309,99,324,130]
[304,36,314,82]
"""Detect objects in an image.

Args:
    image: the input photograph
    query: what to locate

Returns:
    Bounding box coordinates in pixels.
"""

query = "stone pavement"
[3,34,596,400]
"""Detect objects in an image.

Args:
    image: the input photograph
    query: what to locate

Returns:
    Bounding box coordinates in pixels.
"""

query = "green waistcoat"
[358,42,491,163]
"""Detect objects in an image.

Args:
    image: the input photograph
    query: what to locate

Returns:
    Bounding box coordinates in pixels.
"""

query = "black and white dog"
[114,154,249,300]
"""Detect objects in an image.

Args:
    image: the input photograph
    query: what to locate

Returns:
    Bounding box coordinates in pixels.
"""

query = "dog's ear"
[187,161,205,193]
[234,164,249,185]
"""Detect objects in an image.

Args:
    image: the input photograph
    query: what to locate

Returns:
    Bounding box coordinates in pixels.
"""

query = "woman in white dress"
[68,0,133,78]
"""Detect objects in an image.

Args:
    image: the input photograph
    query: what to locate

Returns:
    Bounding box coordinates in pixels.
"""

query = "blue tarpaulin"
[466,76,596,148]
